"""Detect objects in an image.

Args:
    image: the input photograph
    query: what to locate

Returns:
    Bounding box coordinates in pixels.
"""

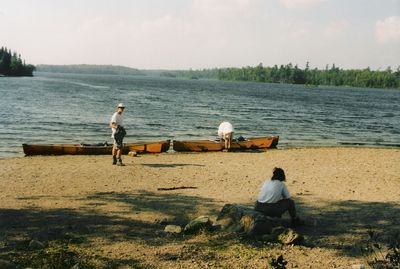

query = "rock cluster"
[164,216,213,235]
[164,204,303,245]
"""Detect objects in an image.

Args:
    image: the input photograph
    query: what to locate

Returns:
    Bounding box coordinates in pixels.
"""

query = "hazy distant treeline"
[0,47,35,76]
[36,65,219,79]
[160,69,219,79]
[35,63,400,89]
[37,64,145,76]
[217,63,400,89]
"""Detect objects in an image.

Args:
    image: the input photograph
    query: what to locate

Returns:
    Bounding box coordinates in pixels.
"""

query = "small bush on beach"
[361,230,400,269]
[268,254,287,269]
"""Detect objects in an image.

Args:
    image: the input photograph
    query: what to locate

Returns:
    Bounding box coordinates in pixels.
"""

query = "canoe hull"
[173,136,279,152]
[22,140,171,156]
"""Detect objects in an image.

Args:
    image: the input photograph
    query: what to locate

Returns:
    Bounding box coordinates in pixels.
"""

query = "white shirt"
[110,112,123,138]
[257,180,291,203]
[218,121,233,137]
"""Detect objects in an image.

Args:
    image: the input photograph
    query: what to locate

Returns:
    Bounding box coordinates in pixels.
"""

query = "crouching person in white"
[218,121,234,151]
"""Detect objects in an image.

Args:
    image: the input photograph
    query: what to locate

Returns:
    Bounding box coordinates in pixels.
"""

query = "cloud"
[290,28,309,38]
[111,0,270,68]
[78,17,105,32]
[190,0,266,26]
[376,16,400,43]
[192,0,255,16]
[280,0,326,9]
[324,19,349,38]
[279,19,311,39]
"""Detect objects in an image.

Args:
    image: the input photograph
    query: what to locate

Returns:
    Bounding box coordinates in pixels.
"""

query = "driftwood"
[157,186,198,191]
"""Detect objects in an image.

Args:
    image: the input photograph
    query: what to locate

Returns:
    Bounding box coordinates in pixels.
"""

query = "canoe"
[173,136,279,152]
[22,140,171,156]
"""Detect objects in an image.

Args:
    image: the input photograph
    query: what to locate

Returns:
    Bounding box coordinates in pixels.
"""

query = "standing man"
[218,121,234,151]
[110,103,126,166]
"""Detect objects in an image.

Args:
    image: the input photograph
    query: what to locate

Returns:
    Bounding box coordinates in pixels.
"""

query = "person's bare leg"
[225,132,233,149]
[112,145,117,165]
[116,147,125,166]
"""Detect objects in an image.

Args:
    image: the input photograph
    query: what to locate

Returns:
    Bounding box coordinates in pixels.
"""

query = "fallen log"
[157,186,198,191]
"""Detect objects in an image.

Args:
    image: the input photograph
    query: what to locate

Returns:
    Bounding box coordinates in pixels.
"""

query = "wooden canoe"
[173,136,279,152]
[22,140,170,156]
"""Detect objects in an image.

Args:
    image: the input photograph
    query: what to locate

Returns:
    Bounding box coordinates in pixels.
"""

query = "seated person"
[254,167,304,226]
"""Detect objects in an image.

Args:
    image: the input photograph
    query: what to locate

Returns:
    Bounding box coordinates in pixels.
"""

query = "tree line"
[36,64,144,76]
[0,47,35,76]
[160,68,219,79]
[217,63,400,89]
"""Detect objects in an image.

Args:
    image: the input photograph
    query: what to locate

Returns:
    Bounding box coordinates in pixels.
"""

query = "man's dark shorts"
[114,138,123,149]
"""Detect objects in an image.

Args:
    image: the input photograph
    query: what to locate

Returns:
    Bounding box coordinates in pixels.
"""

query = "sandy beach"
[1,147,399,268]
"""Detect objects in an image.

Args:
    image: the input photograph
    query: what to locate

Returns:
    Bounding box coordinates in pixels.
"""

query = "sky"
[0,0,399,70]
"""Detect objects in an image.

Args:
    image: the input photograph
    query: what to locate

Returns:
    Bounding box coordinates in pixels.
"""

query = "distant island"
[35,62,399,89]
[36,64,220,80]
[36,64,145,76]
[0,47,35,77]
[217,63,400,89]
[161,63,400,89]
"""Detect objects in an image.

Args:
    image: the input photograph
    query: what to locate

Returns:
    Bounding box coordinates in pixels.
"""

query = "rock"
[216,204,285,236]
[260,226,286,243]
[271,226,286,235]
[164,225,182,234]
[28,239,45,250]
[351,265,365,269]
[261,233,279,243]
[211,224,222,232]
[277,228,303,245]
[64,232,84,244]
[128,151,138,157]
[0,259,16,269]
[261,227,303,244]
[183,216,212,234]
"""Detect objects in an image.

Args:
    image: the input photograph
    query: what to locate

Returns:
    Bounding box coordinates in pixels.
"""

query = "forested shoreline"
[34,62,400,89]
[217,63,400,89]
[0,47,35,76]
[37,64,144,76]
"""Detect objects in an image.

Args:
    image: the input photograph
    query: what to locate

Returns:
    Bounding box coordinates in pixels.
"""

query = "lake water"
[1,72,399,158]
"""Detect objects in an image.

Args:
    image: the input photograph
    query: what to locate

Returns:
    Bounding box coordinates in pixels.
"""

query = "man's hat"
[117,103,125,108]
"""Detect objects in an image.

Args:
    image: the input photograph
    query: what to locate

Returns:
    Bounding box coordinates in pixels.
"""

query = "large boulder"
[216,204,286,236]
